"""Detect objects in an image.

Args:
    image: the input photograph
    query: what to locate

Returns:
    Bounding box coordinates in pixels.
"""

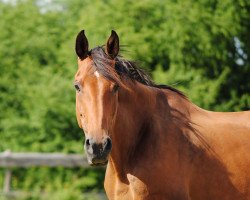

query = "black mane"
[90,46,186,97]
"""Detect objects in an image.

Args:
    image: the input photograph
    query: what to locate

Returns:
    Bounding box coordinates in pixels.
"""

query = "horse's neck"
[109,83,152,176]
[109,83,197,180]
[107,85,250,197]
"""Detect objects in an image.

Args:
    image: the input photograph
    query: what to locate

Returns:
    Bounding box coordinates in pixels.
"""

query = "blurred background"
[0,0,249,199]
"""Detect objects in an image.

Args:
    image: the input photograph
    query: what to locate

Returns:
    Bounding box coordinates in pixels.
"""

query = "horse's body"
[104,82,250,200]
[74,30,250,200]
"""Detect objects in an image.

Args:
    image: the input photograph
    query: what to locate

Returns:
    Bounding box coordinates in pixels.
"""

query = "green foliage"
[0,0,249,199]
[66,0,249,110]
[0,1,104,198]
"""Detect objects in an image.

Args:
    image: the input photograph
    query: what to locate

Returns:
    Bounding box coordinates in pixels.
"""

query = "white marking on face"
[94,71,100,78]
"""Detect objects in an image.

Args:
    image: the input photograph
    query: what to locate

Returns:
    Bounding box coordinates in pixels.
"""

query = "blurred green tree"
[67,0,249,111]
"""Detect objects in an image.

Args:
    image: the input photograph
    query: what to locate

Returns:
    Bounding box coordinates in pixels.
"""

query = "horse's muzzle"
[84,137,112,166]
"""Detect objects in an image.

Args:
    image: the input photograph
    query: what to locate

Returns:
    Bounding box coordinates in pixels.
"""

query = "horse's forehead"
[75,57,109,87]
[77,57,93,70]
[75,57,94,78]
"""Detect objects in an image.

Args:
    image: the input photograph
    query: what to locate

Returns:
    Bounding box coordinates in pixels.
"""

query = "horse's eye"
[74,84,81,92]
[112,84,120,93]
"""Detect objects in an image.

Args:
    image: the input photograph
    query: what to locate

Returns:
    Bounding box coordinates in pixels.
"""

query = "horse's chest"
[106,174,148,200]
[127,173,149,198]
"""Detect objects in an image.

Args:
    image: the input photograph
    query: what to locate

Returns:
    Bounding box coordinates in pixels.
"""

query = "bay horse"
[74,30,250,200]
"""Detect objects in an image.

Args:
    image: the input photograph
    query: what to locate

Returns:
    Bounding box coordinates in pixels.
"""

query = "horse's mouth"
[87,157,108,166]
[89,160,108,166]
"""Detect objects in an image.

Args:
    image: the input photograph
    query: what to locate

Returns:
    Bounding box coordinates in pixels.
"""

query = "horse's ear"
[106,30,119,59]
[75,30,89,60]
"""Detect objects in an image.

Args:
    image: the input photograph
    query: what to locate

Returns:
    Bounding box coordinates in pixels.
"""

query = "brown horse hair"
[89,46,215,153]
[89,46,186,98]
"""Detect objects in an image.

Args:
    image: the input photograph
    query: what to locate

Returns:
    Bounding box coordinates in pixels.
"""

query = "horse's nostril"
[104,137,112,151]
[86,139,90,146]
